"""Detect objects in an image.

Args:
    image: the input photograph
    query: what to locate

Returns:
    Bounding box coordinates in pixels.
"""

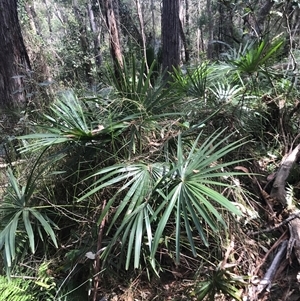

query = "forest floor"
[1,112,300,301]
[95,163,300,301]
[98,258,300,301]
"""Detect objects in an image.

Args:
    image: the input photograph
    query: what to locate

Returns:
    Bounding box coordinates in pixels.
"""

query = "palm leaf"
[30,209,58,248]
[22,210,35,254]
[151,132,245,263]
[0,148,60,269]
[80,131,248,271]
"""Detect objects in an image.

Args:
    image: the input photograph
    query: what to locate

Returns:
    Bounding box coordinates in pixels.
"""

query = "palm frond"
[0,149,59,269]
[79,130,248,272]
[18,91,130,153]
[227,39,283,75]
[107,55,180,115]
[209,83,244,103]
[171,62,218,97]
[151,131,245,263]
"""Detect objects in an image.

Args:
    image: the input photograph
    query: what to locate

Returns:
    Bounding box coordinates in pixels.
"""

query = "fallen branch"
[270,144,300,206]
[269,142,300,264]
[257,240,288,294]
[287,214,300,264]
[253,231,288,276]
[248,212,300,236]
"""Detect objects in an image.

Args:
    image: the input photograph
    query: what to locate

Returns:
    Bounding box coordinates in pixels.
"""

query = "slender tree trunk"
[0,0,31,106]
[87,1,102,67]
[179,4,189,64]
[135,0,148,72]
[206,0,214,59]
[243,0,274,39]
[196,1,202,61]
[162,0,180,76]
[42,0,53,34]
[24,1,42,36]
[256,0,274,36]
[53,2,67,31]
[185,0,190,62]
[73,0,93,84]
[104,0,123,76]
[150,0,156,44]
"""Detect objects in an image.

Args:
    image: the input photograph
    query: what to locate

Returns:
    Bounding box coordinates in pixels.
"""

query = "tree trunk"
[73,0,93,84]
[87,1,102,67]
[162,0,180,76]
[179,0,189,63]
[206,0,214,59]
[135,0,148,72]
[150,0,156,44]
[0,0,31,106]
[256,0,274,36]
[185,0,190,63]
[104,0,123,76]
[24,1,42,36]
[42,0,53,34]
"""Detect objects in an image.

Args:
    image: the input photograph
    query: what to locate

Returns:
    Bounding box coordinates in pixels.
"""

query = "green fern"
[0,276,34,301]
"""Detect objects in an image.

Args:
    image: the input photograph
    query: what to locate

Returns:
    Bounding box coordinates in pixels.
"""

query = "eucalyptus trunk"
[135,0,148,72]
[104,0,123,76]
[206,0,214,59]
[87,1,102,67]
[25,1,42,36]
[162,0,180,76]
[0,0,31,106]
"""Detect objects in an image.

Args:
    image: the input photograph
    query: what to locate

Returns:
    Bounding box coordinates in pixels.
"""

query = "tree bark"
[73,0,93,84]
[24,1,42,36]
[42,0,52,34]
[270,144,300,206]
[150,0,156,45]
[185,0,190,63]
[206,0,214,59]
[162,0,180,76]
[135,0,148,72]
[269,144,300,265]
[179,0,189,63]
[87,1,102,67]
[0,0,31,106]
[104,0,123,76]
[256,0,274,36]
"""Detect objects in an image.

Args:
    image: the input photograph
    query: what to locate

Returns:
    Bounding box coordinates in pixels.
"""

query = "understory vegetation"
[1,38,300,300]
[1,1,300,300]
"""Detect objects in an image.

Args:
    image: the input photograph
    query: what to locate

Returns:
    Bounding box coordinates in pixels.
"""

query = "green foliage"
[78,130,246,273]
[151,132,245,262]
[0,275,34,301]
[107,55,177,114]
[222,38,284,88]
[193,264,247,301]
[171,62,219,97]
[0,261,58,301]
[34,262,57,301]
[11,0,300,299]
[209,83,244,104]
[0,149,59,270]
[18,91,129,153]
[227,39,283,74]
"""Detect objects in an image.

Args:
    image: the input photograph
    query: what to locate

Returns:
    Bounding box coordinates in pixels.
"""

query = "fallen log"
[270,144,300,206]
[258,240,288,293]
[269,143,300,264]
